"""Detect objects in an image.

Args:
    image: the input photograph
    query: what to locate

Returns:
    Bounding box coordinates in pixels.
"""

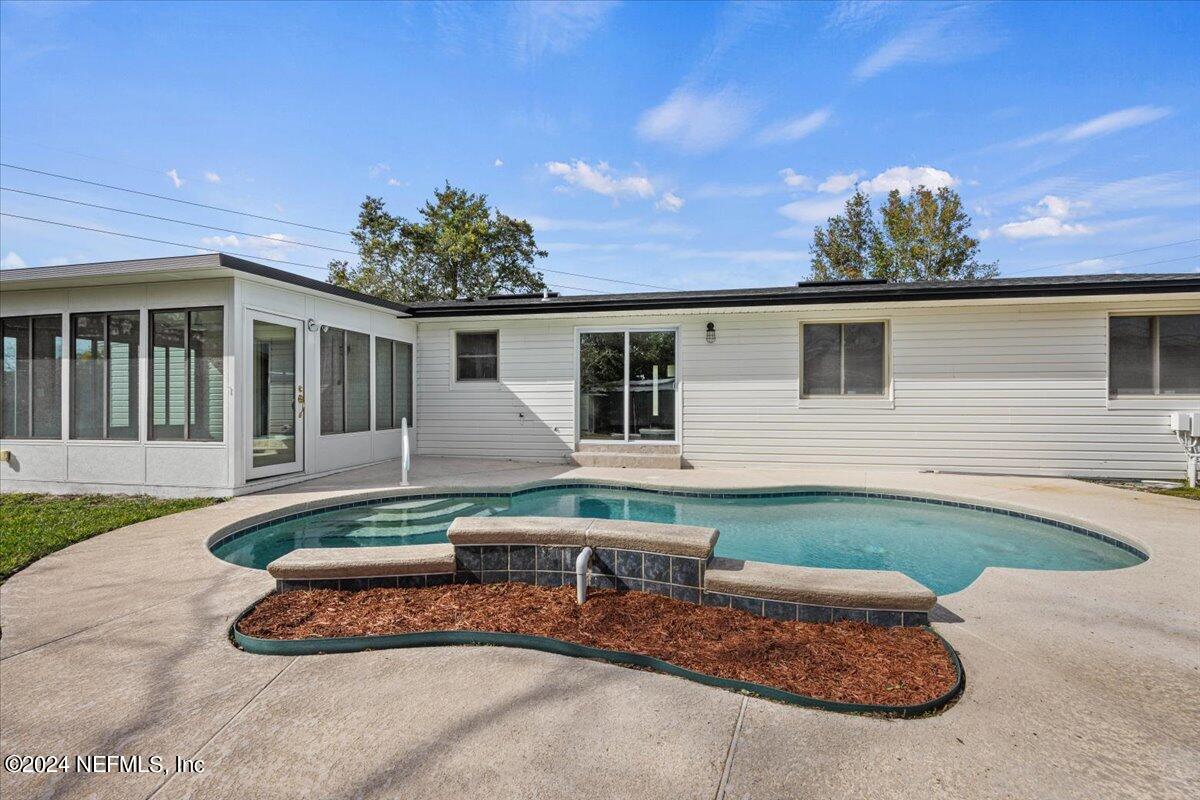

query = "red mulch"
[238,583,957,707]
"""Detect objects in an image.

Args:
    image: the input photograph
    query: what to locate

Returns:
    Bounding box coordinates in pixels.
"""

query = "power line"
[1005,238,1200,276]
[0,186,357,255]
[0,162,350,235]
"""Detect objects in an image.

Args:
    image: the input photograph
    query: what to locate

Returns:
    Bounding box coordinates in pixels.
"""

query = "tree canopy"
[809,186,997,282]
[328,183,547,303]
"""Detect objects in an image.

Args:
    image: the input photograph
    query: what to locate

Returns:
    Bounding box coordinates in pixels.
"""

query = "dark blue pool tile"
[642,580,672,598]
[867,609,903,627]
[480,570,509,584]
[902,611,930,627]
[535,546,562,572]
[588,573,616,590]
[671,557,700,587]
[701,591,731,608]
[671,585,700,605]
[509,546,535,571]
[277,580,309,593]
[562,547,583,569]
[615,576,643,593]
[340,578,373,592]
[763,600,797,621]
[592,548,617,575]
[832,608,869,623]
[796,604,832,624]
[729,595,764,616]
[615,549,643,579]
[481,546,508,571]
[536,571,564,588]
[395,575,425,589]
[425,573,453,587]
[509,570,536,585]
[454,571,480,585]
[643,553,671,583]
[454,546,481,571]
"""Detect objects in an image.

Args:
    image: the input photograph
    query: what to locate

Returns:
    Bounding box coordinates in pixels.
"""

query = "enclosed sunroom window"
[1,315,62,439]
[375,337,413,429]
[1109,313,1200,397]
[71,311,140,440]
[150,308,224,441]
[801,322,887,397]
[320,326,370,434]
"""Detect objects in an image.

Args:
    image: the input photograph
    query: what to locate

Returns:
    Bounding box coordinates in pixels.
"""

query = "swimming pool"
[210,485,1145,595]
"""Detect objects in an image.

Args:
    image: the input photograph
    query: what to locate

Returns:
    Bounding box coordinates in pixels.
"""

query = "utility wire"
[0,162,349,235]
[0,186,357,255]
[1005,238,1200,276]
[0,212,606,295]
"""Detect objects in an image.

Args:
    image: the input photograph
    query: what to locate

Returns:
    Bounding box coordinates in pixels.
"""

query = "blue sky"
[1,0,1197,293]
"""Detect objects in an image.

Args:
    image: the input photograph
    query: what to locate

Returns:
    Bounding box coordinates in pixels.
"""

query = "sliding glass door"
[578,328,677,443]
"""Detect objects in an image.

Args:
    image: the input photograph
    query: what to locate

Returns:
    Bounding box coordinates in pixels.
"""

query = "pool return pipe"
[575,547,593,605]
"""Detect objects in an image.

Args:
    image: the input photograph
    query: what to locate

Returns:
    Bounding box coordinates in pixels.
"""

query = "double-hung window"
[375,337,414,429]
[71,311,140,440]
[320,326,370,434]
[801,321,888,397]
[455,331,498,382]
[1,315,62,439]
[1109,313,1200,397]
[150,308,225,441]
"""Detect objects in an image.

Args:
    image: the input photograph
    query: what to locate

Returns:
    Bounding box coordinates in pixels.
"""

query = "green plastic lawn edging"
[231,606,964,718]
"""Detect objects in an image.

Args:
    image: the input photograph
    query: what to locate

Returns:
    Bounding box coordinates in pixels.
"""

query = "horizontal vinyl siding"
[415,296,1200,478]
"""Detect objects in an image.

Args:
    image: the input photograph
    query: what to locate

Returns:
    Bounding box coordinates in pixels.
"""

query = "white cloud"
[655,191,685,213]
[546,160,655,200]
[493,158,504,167]
[203,171,221,184]
[200,232,299,260]
[510,0,617,63]
[386,177,405,187]
[369,162,391,178]
[1,251,28,269]
[636,87,754,154]
[779,168,814,190]
[818,171,861,194]
[777,195,848,226]
[852,5,999,81]
[997,196,1093,240]
[826,0,896,30]
[166,169,183,188]
[756,108,831,145]
[859,165,957,194]
[1016,105,1172,147]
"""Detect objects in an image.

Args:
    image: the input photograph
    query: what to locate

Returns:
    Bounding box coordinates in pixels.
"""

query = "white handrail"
[401,417,411,486]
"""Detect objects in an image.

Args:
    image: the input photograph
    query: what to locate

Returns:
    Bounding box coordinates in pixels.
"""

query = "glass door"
[246,313,304,479]
[578,328,677,443]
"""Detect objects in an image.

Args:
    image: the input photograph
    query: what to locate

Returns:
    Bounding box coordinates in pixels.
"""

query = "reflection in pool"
[211,485,1144,595]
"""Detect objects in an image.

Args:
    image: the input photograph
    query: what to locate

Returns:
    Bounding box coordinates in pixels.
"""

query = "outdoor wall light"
[307,318,318,332]
[706,322,716,343]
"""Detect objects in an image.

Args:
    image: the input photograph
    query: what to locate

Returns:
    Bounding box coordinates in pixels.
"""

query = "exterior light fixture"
[705,322,716,343]
[306,318,318,332]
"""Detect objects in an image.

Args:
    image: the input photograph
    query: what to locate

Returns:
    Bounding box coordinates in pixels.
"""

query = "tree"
[809,186,997,282]
[328,183,547,303]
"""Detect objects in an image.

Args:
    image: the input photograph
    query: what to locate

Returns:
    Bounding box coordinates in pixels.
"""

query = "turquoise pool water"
[210,486,1144,595]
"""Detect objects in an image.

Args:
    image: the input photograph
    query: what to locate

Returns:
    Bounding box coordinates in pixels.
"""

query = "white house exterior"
[2,254,1198,496]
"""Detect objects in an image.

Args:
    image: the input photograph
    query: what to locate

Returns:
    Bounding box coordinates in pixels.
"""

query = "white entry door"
[245,311,305,480]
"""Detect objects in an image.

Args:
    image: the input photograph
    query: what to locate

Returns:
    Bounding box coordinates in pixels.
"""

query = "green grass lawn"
[1151,484,1200,501]
[0,493,218,583]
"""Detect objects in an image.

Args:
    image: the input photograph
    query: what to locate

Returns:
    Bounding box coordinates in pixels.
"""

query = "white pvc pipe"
[575,546,592,605]
[401,417,410,487]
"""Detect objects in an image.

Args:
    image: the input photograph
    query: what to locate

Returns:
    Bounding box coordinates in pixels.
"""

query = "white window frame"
[451,329,500,384]
[318,323,373,436]
[574,325,681,447]
[1106,310,1200,402]
[799,319,892,402]
[374,334,415,430]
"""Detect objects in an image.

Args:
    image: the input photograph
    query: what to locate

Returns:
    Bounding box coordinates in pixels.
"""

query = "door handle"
[297,385,305,418]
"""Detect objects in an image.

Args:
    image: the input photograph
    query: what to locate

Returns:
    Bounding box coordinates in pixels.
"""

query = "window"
[150,308,224,441]
[801,322,887,397]
[71,311,139,440]
[1,315,62,439]
[1109,314,1200,397]
[455,331,498,381]
[320,326,370,434]
[376,337,414,429]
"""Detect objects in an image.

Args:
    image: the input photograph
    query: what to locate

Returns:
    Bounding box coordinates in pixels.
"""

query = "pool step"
[313,500,490,525]
[315,505,497,535]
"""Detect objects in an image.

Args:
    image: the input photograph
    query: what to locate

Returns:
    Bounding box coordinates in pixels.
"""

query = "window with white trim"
[1109,313,1200,397]
[150,307,224,441]
[1,315,62,439]
[71,311,139,440]
[375,337,413,429]
[320,326,370,434]
[801,321,887,397]
[455,331,498,382]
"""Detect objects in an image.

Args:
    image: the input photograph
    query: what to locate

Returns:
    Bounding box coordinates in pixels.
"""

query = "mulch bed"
[238,583,957,707]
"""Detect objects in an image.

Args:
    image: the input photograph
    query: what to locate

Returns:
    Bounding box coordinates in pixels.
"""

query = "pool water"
[211,486,1144,595]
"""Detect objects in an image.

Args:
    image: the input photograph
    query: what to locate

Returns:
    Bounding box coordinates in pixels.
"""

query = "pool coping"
[207,479,1152,573]
[228,599,966,719]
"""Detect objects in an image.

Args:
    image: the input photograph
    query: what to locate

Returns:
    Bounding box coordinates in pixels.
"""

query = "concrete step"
[576,441,681,454]
[570,450,682,469]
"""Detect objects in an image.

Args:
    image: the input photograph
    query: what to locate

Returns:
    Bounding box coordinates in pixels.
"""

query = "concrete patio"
[1,457,1198,799]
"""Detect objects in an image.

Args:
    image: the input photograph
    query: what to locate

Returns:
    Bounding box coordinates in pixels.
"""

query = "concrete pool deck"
[1,457,1197,799]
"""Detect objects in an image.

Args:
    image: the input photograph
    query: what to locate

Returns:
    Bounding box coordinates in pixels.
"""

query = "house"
[1,253,1197,496]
